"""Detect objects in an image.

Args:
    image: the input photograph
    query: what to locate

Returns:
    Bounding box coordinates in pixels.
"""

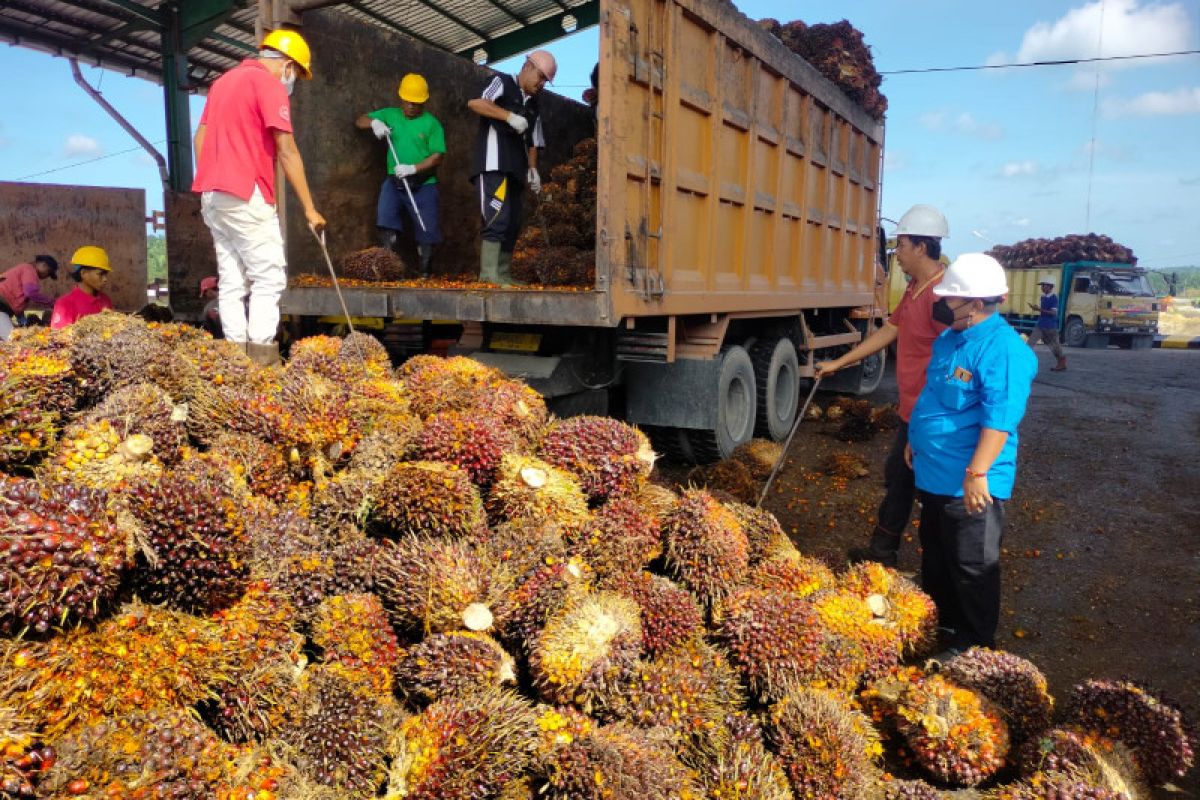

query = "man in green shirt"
[356,73,445,277]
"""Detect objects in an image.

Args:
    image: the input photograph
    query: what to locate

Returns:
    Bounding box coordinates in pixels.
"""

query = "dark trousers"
[377,178,443,245]
[917,490,1005,649]
[475,171,524,252]
[871,422,916,551]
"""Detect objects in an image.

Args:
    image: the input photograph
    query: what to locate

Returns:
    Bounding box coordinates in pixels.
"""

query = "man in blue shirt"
[907,253,1038,658]
[1026,279,1067,371]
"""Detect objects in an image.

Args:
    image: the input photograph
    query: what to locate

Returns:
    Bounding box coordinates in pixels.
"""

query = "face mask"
[932,298,972,326]
[281,66,295,96]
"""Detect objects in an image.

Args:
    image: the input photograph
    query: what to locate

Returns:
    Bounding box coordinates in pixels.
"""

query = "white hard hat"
[934,253,1009,298]
[895,204,949,238]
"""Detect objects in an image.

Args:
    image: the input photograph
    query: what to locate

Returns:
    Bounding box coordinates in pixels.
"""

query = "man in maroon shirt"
[815,204,949,567]
[193,29,324,366]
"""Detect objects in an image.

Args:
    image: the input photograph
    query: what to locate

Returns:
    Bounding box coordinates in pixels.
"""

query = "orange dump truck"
[281,0,885,462]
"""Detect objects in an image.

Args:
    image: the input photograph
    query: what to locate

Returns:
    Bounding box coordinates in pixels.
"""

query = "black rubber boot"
[847,531,901,568]
[378,228,399,253]
[417,244,433,278]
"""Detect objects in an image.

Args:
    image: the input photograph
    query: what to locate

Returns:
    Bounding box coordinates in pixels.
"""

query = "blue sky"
[2,0,1197,267]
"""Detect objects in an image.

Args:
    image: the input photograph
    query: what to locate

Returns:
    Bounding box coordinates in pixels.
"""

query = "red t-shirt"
[0,263,44,314]
[192,59,293,204]
[888,271,947,422]
[51,287,113,329]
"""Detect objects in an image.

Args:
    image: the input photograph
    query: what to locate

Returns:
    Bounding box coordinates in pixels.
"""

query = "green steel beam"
[97,0,162,26]
[179,0,239,51]
[460,1,598,64]
[162,4,193,192]
[208,32,256,54]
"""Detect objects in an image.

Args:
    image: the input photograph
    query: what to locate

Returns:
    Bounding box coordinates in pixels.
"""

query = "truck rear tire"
[1063,317,1087,348]
[686,345,757,463]
[642,425,695,465]
[854,347,886,396]
[751,337,799,441]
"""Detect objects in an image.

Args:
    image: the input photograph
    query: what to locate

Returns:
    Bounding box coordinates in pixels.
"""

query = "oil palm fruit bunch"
[986,769,1132,799]
[599,571,703,658]
[375,536,506,635]
[662,489,750,607]
[0,600,230,741]
[688,715,793,800]
[70,382,185,463]
[862,667,1010,787]
[206,431,294,503]
[987,233,1136,269]
[486,454,590,530]
[471,379,548,449]
[726,500,792,565]
[124,460,249,614]
[184,379,292,448]
[840,561,939,658]
[394,631,517,704]
[0,477,126,636]
[941,648,1054,744]
[495,555,593,652]
[387,688,540,800]
[312,593,401,697]
[766,686,882,800]
[535,721,703,800]
[810,589,902,682]
[1016,727,1146,798]
[399,355,506,418]
[274,531,380,617]
[308,466,379,530]
[714,587,825,702]
[538,416,656,503]
[529,590,643,711]
[762,18,887,120]
[750,548,836,598]
[414,412,519,486]
[41,419,160,491]
[1062,679,1194,786]
[563,497,660,581]
[274,371,361,470]
[281,665,393,799]
[482,516,569,581]
[201,582,304,743]
[373,461,487,540]
[0,349,74,468]
[339,246,406,281]
[0,707,49,799]
[173,334,253,389]
[875,777,945,799]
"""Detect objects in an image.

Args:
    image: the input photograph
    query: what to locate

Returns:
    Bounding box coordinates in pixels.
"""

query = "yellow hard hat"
[261,29,312,79]
[71,245,111,272]
[398,73,429,104]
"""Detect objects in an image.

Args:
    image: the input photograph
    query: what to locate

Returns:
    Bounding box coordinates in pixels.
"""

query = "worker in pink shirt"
[51,246,115,329]
[193,28,325,366]
[0,255,59,326]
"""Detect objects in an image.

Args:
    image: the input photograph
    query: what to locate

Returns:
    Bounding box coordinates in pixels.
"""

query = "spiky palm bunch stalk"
[486,453,591,530]
[375,536,507,636]
[662,489,750,607]
[373,461,487,540]
[205,431,295,503]
[394,631,517,704]
[1017,727,1147,798]
[0,477,126,636]
[124,461,250,614]
[495,556,593,652]
[942,648,1054,745]
[537,416,656,503]
[725,500,794,566]
[281,666,393,799]
[387,689,541,799]
[599,572,704,659]
[312,593,402,697]
[563,497,660,581]
[766,686,883,800]
[0,601,231,742]
[1062,679,1194,786]
[346,411,422,475]
[535,722,703,800]
[839,561,938,658]
[529,591,643,711]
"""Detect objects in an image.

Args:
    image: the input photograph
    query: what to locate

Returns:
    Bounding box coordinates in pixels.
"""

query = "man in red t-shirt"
[193,28,325,366]
[0,255,58,324]
[815,204,949,567]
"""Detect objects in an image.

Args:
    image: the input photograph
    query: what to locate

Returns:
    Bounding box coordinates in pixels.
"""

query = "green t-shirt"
[367,108,446,185]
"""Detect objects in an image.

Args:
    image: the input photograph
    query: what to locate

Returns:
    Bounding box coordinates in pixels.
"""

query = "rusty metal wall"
[165,190,219,316]
[0,181,147,312]
[286,8,595,277]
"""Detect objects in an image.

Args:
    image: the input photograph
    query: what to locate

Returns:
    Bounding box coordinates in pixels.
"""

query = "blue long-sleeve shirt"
[908,313,1038,499]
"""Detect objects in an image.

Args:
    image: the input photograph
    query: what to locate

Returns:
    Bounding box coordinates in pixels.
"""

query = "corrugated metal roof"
[0,0,592,90]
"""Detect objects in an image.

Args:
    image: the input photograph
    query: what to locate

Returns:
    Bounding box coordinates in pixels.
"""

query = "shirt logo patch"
[952,366,973,383]
[280,105,291,122]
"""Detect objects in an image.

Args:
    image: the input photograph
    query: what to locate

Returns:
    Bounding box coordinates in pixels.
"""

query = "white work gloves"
[527,167,542,194]
[394,163,417,179]
[370,119,391,139]
[506,112,529,135]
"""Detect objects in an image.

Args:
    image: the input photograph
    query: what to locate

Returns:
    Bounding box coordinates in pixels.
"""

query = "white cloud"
[990,0,1194,87]
[919,109,1003,139]
[884,150,908,171]
[64,134,103,159]
[1103,86,1200,117]
[1013,217,1032,227]
[1002,160,1039,177]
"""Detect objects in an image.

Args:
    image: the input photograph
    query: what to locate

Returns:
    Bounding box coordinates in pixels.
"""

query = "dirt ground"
[668,345,1200,796]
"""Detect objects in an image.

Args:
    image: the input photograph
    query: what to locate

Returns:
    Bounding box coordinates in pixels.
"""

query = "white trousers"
[200,187,287,344]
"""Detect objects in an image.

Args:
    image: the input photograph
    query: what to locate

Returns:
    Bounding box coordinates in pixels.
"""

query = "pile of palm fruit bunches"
[511,138,598,288]
[758,18,887,122]
[0,311,1192,799]
[987,233,1137,269]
